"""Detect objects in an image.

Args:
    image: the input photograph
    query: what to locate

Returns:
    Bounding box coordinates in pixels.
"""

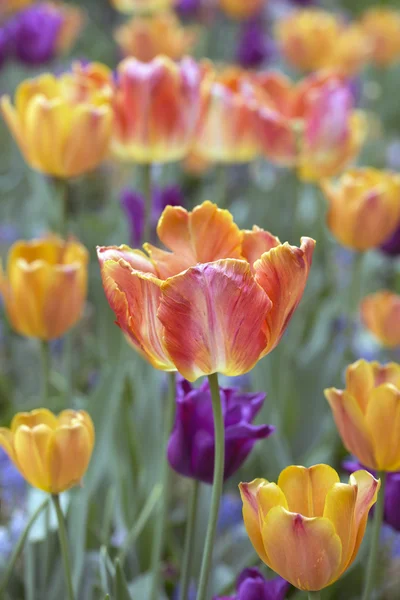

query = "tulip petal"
[371,361,400,388]
[241,226,281,270]
[323,482,357,572]
[11,408,58,433]
[58,410,95,448]
[254,237,315,355]
[278,464,340,517]
[365,384,400,470]
[158,259,271,381]
[325,388,375,469]
[345,360,375,413]
[347,470,380,566]
[0,428,16,462]
[262,507,342,591]
[13,425,53,491]
[48,423,93,493]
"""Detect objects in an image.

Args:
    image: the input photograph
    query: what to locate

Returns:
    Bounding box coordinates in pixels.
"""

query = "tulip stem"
[345,251,364,360]
[215,164,227,208]
[0,498,49,595]
[197,372,225,600]
[149,372,176,600]
[143,163,153,242]
[52,494,75,600]
[40,340,50,404]
[308,593,321,599]
[363,471,386,600]
[179,479,200,600]
[53,178,70,237]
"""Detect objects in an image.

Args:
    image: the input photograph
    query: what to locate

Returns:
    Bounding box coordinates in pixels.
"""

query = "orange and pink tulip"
[361,291,400,348]
[97,201,315,381]
[240,465,379,591]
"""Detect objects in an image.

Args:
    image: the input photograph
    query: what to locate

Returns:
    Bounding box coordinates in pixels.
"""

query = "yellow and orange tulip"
[114,12,197,63]
[361,291,400,348]
[55,3,86,55]
[112,56,201,163]
[219,0,264,21]
[1,63,113,178]
[325,360,400,471]
[276,9,371,76]
[0,236,88,340]
[0,409,94,494]
[361,8,400,68]
[109,0,173,14]
[194,67,260,163]
[240,465,379,591]
[323,168,400,251]
[98,201,315,381]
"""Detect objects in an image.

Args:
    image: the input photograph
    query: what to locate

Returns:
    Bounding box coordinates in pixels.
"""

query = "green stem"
[179,480,200,600]
[53,178,70,237]
[149,372,176,600]
[308,593,321,600]
[0,498,49,594]
[363,471,386,600]
[52,494,75,600]
[143,164,153,242]
[196,373,225,600]
[215,164,227,209]
[345,251,364,361]
[40,340,50,404]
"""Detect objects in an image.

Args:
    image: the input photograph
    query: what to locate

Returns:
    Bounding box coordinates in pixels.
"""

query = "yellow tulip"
[325,360,400,471]
[361,8,400,68]
[1,63,113,178]
[240,465,379,591]
[0,236,88,340]
[109,0,173,15]
[323,168,400,251]
[0,409,95,494]
[361,291,400,348]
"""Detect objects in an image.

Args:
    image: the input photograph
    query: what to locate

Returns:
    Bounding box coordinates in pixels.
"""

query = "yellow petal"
[48,422,93,493]
[11,408,58,433]
[239,479,270,564]
[278,464,339,517]
[345,359,375,413]
[365,384,400,471]
[347,470,380,567]
[262,507,342,591]
[0,428,16,463]
[13,424,53,491]
[323,482,357,573]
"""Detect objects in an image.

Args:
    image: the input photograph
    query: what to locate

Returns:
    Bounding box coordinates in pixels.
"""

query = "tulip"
[0,408,94,494]
[0,235,88,340]
[240,464,380,591]
[380,223,400,257]
[216,568,289,600]
[0,0,33,15]
[325,360,400,471]
[219,0,263,21]
[360,291,400,348]
[1,62,113,178]
[114,12,197,63]
[255,71,365,179]
[236,19,275,69]
[112,56,201,163]
[97,201,315,381]
[109,0,174,14]
[276,8,370,76]
[167,377,274,484]
[323,168,400,251]
[361,8,400,68]
[194,67,260,163]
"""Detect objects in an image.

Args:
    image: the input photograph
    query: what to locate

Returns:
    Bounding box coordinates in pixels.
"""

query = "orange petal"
[241,226,281,269]
[347,470,380,567]
[254,237,315,355]
[365,384,400,471]
[262,507,342,591]
[278,464,339,517]
[158,259,271,381]
[325,388,376,469]
[361,291,400,348]
[48,422,93,493]
[239,479,271,564]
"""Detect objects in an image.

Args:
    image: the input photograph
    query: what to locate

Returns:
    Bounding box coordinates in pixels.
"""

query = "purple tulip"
[12,3,63,66]
[167,377,274,484]
[120,185,185,246]
[343,459,400,532]
[236,19,275,69]
[380,223,400,257]
[175,0,202,18]
[215,568,290,600]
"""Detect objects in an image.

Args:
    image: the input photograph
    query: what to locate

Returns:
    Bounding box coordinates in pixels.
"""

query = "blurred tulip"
[380,223,400,257]
[216,567,289,600]
[1,62,113,178]
[110,0,174,14]
[361,8,400,68]
[344,458,400,532]
[361,291,400,348]
[325,360,400,471]
[0,236,88,340]
[240,465,379,591]
[255,71,365,179]
[323,168,400,251]
[0,0,33,16]
[276,9,371,76]
[194,66,260,163]
[0,409,94,493]
[167,377,274,483]
[114,12,197,62]
[112,56,201,163]
[236,18,275,69]
[219,0,263,20]
[12,3,63,65]
[97,201,315,381]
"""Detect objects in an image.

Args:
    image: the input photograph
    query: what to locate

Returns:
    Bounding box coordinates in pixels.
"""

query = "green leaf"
[113,559,132,600]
